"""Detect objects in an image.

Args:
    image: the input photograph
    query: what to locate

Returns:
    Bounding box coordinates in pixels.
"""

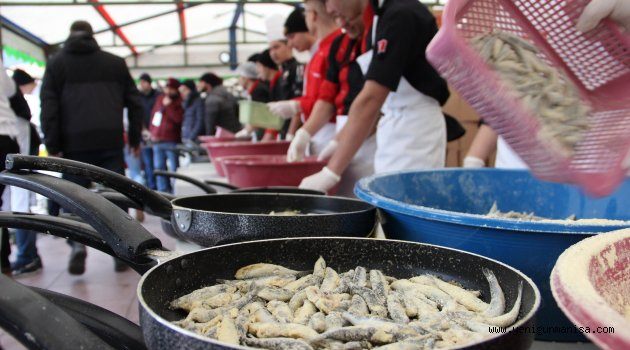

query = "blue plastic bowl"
[355,169,630,342]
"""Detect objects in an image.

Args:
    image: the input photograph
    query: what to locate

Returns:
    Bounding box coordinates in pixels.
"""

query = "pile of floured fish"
[171,258,523,349]
[486,202,576,221]
[471,31,590,157]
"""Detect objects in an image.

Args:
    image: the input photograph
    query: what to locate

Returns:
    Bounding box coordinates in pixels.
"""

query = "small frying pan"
[0,171,540,350]
[6,155,377,247]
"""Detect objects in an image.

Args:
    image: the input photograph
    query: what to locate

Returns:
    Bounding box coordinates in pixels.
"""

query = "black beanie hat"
[248,53,261,63]
[70,20,94,36]
[139,73,152,83]
[200,73,223,87]
[257,49,278,70]
[284,8,308,35]
[182,79,197,92]
[12,69,35,86]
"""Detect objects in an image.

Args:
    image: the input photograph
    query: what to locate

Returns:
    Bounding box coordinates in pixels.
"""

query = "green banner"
[2,45,45,67]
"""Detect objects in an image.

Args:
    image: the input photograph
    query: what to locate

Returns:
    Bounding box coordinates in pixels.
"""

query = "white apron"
[11,118,32,213]
[336,115,376,197]
[495,136,528,169]
[309,122,336,157]
[358,7,446,174]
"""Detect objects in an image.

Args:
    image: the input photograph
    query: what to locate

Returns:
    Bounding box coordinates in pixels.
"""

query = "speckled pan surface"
[138,237,540,350]
[170,193,377,246]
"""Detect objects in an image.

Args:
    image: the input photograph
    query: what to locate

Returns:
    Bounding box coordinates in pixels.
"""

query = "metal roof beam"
[229,1,244,70]
[0,1,301,5]
[88,0,138,55]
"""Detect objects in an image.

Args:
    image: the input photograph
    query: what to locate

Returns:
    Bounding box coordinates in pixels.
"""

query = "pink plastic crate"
[427,0,630,196]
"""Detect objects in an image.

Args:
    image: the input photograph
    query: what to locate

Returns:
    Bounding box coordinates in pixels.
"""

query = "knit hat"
[256,49,278,70]
[200,73,223,87]
[266,14,287,42]
[248,53,261,63]
[181,79,197,92]
[166,78,180,89]
[237,62,258,79]
[12,69,35,86]
[139,73,152,83]
[284,8,308,35]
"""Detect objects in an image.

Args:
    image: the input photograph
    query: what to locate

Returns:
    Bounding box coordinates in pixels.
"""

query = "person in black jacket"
[8,69,42,276]
[179,80,205,144]
[40,20,143,275]
[138,73,158,190]
[198,73,241,136]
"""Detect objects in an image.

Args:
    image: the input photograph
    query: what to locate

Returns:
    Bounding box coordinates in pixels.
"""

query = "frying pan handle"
[153,170,218,194]
[5,154,172,220]
[30,287,146,350]
[0,171,162,263]
[204,179,239,190]
[0,212,155,273]
[0,274,114,350]
[99,191,142,210]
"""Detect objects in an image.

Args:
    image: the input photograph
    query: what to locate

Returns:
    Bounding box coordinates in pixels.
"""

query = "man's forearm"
[303,101,335,137]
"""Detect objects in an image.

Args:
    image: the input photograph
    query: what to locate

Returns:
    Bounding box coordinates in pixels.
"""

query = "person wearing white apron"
[464,123,528,170]
[287,13,376,196]
[300,0,450,193]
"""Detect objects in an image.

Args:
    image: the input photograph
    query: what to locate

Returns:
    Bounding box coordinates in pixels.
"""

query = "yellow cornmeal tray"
[239,100,284,130]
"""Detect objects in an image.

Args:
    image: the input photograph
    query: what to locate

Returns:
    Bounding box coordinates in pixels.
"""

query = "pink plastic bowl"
[203,141,290,177]
[221,155,335,193]
[198,135,236,143]
[551,229,630,350]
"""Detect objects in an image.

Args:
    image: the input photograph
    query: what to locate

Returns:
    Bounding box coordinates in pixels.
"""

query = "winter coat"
[40,33,143,154]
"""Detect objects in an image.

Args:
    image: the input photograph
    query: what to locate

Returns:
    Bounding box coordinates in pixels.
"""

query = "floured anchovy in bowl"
[471,31,591,158]
[170,257,523,349]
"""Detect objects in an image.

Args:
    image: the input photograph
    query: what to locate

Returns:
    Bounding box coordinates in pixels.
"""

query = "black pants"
[0,135,20,271]
[55,149,125,249]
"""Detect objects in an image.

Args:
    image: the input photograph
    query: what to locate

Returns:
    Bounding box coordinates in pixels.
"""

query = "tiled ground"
[0,212,177,350]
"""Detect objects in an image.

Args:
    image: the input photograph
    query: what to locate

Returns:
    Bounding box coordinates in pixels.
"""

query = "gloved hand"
[316,140,339,161]
[577,0,630,32]
[299,166,341,194]
[463,156,485,168]
[235,128,254,139]
[285,133,294,142]
[287,129,311,162]
[268,101,300,120]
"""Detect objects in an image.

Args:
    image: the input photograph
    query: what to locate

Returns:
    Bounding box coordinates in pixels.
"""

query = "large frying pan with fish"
[5,155,376,247]
[0,171,540,350]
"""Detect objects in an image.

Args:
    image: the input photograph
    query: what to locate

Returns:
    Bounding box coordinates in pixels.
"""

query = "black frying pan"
[0,171,540,350]
[5,155,376,247]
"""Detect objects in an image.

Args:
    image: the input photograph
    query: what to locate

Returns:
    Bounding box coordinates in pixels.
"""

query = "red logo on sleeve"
[377,39,388,55]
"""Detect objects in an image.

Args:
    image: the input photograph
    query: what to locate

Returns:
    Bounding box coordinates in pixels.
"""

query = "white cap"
[265,14,286,43]
[237,62,258,79]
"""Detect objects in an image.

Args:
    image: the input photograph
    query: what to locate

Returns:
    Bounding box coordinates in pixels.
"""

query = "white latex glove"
[577,0,630,32]
[299,166,341,194]
[285,133,294,141]
[268,101,300,120]
[316,140,339,161]
[235,128,253,138]
[287,129,311,162]
[463,156,486,168]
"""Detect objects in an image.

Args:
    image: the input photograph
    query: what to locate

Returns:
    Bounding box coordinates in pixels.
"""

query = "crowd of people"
[0,0,626,279]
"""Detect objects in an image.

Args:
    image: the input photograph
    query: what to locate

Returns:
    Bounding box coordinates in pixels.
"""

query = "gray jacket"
[203,85,241,135]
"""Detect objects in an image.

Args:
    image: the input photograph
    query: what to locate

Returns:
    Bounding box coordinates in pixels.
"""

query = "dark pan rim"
[137,237,541,350]
[170,193,376,217]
